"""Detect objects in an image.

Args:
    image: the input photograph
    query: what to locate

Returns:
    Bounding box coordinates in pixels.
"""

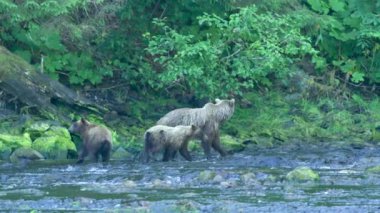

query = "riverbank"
[0,90,379,163]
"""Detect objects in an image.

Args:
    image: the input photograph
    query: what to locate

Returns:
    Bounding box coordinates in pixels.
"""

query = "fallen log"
[0,46,107,120]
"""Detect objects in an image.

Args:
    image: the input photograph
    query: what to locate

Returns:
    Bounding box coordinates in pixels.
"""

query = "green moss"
[0,133,32,149]
[32,136,76,160]
[188,140,201,152]
[220,135,245,152]
[286,166,320,182]
[372,128,380,142]
[25,121,52,140]
[43,126,71,139]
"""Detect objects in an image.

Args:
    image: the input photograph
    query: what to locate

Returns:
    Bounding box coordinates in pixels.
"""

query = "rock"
[175,200,199,212]
[24,123,78,159]
[198,170,216,182]
[124,180,137,188]
[366,165,380,174]
[0,133,32,149]
[112,147,132,160]
[0,141,12,160]
[286,166,319,182]
[10,147,44,163]
[220,135,245,152]
[372,126,380,142]
[241,172,256,184]
[25,121,51,140]
[152,179,169,188]
[43,126,71,139]
[212,174,224,183]
[32,136,76,160]
[220,180,237,188]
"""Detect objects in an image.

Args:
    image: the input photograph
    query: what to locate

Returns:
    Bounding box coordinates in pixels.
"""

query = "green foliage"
[146,6,317,97]
[303,0,380,84]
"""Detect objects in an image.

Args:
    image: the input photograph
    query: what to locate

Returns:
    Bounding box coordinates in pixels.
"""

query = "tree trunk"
[0,46,106,120]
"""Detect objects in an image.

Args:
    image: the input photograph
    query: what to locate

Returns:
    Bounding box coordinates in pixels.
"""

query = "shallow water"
[2,142,380,212]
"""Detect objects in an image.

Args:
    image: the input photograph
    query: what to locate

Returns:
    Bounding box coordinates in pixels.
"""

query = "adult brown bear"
[157,98,235,159]
[143,124,201,162]
[69,118,112,163]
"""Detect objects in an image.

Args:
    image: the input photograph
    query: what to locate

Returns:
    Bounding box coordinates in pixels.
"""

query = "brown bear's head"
[190,124,202,138]
[213,98,235,122]
[69,118,90,135]
[145,129,165,153]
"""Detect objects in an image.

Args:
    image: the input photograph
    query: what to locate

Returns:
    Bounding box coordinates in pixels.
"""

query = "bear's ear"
[191,125,197,131]
[229,99,235,105]
[81,118,89,125]
[215,98,221,103]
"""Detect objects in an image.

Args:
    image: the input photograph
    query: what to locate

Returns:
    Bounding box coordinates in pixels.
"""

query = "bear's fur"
[143,124,201,162]
[69,118,113,164]
[157,98,235,159]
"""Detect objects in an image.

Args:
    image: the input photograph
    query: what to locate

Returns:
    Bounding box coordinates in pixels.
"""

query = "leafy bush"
[146,6,318,98]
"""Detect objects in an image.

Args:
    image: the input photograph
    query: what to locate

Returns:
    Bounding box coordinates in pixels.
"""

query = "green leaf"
[328,0,345,12]
[351,72,365,83]
[307,0,330,14]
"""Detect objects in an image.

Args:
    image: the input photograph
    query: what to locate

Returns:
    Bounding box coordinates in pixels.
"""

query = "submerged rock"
[212,174,224,183]
[241,172,256,185]
[286,166,319,182]
[175,200,199,212]
[198,170,216,182]
[112,147,132,160]
[123,180,137,188]
[10,147,44,163]
[365,165,380,174]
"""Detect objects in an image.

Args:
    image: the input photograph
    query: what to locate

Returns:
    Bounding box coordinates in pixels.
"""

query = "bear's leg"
[100,140,112,162]
[211,133,227,157]
[101,148,111,162]
[179,143,192,161]
[171,150,177,160]
[88,152,99,162]
[162,147,174,162]
[76,146,88,164]
[201,138,212,159]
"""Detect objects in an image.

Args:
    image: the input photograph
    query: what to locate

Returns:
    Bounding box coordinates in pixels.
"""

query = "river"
[1,142,380,212]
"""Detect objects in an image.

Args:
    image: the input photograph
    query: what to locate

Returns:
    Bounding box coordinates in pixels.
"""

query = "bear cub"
[144,124,201,162]
[69,118,113,164]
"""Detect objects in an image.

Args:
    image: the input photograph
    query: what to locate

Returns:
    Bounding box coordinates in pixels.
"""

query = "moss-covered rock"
[188,140,201,152]
[371,126,380,142]
[286,166,319,182]
[365,165,380,174]
[220,135,245,152]
[10,147,44,163]
[43,126,71,139]
[25,121,51,140]
[112,147,132,160]
[0,133,32,149]
[32,136,76,160]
